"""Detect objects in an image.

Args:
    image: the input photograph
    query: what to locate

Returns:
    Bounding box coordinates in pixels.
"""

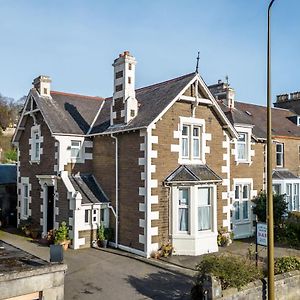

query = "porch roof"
[68,174,109,204]
[272,169,300,180]
[165,164,222,183]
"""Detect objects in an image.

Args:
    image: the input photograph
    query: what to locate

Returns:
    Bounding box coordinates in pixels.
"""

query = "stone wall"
[202,271,300,300]
[0,264,67,300]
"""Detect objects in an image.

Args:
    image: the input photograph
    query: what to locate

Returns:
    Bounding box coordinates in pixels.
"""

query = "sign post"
[256,222,267,266]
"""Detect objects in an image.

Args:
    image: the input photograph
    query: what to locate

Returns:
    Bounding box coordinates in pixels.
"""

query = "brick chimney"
[208,80,235,109]
[274,91,300,114]
[32,75,51,97]
[110,51,138,125]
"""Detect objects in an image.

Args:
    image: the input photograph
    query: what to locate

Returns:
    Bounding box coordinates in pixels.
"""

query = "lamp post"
[267,1,276,299]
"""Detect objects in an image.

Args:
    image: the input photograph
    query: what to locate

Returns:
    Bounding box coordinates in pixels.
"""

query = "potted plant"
[54,221,70,251]
[20,217,33,237]
[97,222,107,248]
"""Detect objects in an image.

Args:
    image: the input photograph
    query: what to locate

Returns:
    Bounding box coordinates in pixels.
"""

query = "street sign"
[257,222,267,246]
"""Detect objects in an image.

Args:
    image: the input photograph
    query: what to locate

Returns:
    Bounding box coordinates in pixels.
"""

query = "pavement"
[0,230,194,300]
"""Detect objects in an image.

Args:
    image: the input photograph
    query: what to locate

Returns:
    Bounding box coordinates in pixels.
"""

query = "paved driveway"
[65,248,192,300]
[0,230,193,300]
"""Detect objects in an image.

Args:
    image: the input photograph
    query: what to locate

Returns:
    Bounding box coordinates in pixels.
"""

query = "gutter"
[110,133,119,248]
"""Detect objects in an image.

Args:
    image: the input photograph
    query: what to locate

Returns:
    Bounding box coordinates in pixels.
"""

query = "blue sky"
[0,0,299,105]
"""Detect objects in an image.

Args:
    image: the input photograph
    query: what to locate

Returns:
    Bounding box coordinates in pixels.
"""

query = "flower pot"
[24,229,31,237]
[98,239,108,248]
[31,230,39,239]
[60,240,70,251]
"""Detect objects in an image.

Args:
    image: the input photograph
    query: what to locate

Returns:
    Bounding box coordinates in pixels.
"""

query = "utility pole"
[267,1,276,299]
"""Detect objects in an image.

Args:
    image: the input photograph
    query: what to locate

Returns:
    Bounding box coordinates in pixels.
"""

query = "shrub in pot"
[54,221,70,251]
[97,223,107,248]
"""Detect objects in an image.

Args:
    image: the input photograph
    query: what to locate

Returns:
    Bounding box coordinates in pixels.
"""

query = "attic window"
[245,111,252,116]
[43,88,47,95]
[128,63,132,70]
[297,116,300,126]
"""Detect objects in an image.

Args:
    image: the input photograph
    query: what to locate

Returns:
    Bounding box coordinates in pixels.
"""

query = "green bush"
[252,192,287,230]
[4,149,17,162]
[54,221,69,244]
[194,255,263,290]
[97,223,105,241]
[274,256,300,274]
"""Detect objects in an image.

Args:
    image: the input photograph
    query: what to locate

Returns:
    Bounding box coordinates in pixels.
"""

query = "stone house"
[12,51,300,257]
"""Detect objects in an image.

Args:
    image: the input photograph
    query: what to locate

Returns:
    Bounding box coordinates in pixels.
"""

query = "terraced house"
[13,51,300,257]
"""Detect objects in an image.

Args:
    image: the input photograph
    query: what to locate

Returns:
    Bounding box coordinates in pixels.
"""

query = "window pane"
[179,188,189,205]
[198,187,212,231]
[234,201,240,220]
[242,201,249,219]
[286,184,292,211]
[35,142,40,158]
[193,138,200,158]
[85,210,89,223]
[273,184,281,195]
[242,185,249,199]
[293,183,299,211]
[182,138,189,157]
[237,144,246,160]
[235,185,240,199]
[182,125,188,136]
[193,127,199,137]
[276,144,282,152]
[238,133,246,142]
[24,185,28,197]
[24,198,28,216]
[179,208,188,231]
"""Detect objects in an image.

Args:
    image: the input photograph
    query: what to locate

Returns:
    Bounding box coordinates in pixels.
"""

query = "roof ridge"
[51,90,104,100]
[135,72,195,92]
[235,100,292,112]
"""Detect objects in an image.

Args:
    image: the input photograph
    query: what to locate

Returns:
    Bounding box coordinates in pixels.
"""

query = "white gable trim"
[148,74,238,139]
[12,89,55,145]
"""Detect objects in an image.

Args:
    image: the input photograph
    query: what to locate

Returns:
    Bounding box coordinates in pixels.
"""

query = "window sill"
[234,220,251,225]
[180,158,205,165]
[29,160,40,165]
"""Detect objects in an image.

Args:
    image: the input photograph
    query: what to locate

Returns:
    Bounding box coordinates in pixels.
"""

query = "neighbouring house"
[209,81,300,238]
[0,241,67,300]
[0,164,17,227]
[12,51,300,257]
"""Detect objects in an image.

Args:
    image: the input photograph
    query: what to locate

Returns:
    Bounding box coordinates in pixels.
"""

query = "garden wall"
[204,270,300,300]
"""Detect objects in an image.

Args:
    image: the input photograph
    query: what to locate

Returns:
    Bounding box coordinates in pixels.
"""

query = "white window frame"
[235,126,252,163]
[70,140,81,160]
[30,125,42,162]
[293,183,299,211]
[276,143,284,168]
[179,117,205,164]
[197,186,213,231]
[22,183,29,218]
[178,187,190,232]
[233,182,251,223]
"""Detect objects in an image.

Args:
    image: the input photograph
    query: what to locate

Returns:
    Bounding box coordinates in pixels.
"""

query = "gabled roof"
[165,164,222,183]
[68,173,109,204]
[90,73,196,134]
[220,101,300,140]
[272,169,299,180]
[0,164,17,185]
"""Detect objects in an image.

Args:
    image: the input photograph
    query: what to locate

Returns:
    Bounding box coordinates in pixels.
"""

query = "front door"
[232,183,252,239]
[47,186,54,232]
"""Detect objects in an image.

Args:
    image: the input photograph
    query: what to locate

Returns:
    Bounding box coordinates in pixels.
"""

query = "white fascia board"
[86,126,148,137]
[195,74,238,139]
[86,100,105,135]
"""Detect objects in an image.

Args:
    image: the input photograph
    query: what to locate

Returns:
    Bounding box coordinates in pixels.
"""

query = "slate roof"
[220,101,300,139]
[272,169,300,180]
[68,174,109,204]
[90,73,196,134]
[0,164,17,185]
[166,165,222,183]
[33,89,104,135]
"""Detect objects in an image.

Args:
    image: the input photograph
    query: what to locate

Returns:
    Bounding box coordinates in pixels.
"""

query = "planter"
[98,239,108,248]
[24,229,31,237]
[31,230,39,239]
[59,240,70,251]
